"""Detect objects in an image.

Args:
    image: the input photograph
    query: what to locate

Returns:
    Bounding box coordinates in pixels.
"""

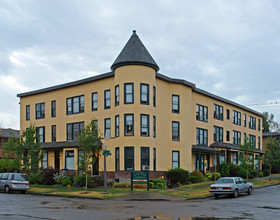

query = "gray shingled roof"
[263,132,280,137]
[210,142,264,154]
[111,30,159,71]
[0,128,20,138]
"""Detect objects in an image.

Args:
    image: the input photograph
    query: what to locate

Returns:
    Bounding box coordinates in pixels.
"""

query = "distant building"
[17,31,263,180]
[263,132,280,147]
[0,128,20,159]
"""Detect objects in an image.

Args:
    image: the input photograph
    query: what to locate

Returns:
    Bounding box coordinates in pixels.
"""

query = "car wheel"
[214,194,219,199]
[5,186,10,193]
[248,187,252,195]
[233,189,238,198]
[21,190,27,194]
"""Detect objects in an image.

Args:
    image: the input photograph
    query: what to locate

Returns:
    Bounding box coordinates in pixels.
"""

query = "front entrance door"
[92,155,99,175]
[55,150,60,170]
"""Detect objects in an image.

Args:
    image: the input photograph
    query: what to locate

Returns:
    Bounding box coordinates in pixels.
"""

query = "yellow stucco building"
[17,31,263,180]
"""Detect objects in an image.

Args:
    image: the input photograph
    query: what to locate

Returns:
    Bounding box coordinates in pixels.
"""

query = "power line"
[246,102,280,108]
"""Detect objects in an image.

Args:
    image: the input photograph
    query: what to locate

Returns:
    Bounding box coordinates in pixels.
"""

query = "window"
[233,131,241,145]
[52,125,56,142]
[172,95,179,113]
[172,151,180,169]
[172,121,180,141]
[67,122,84,141]
[104,90,111,109]
[124,114,134,136]
[140,114,149,136]
[65,150,74,170]
[232,152,238,165]
[258,137,260,149]
[124,147,134,171]
[140,83,149,105]
[51,100,56,117]
[67,95,84,115]
[115,85,119,106]
[249,135,256,148]
[213,126,223,142]
[42,152,48,169]
[115,115,119,137]
[249,154,254,165]
[196,128,208,146]
[249,116,256,130]
[36,103,45,119]
[226,131,230,141]
[226,109,230,120]
[153,148,156,171]
[244,133,247,144]
[115,147,120,171]
[26,105,30,121]
[36,127,45,143]
[258,119,261,131]
[104,118,111,139]
[78,150,84,168]
[233,110,241,125]
[153,116,156,138]
[141,147,150,170]
[255,156,259,170]
[124,83,134,104]
[153,86,156,107]
[92,92,98,111]
[220,150,225,164]
[196,104,208,122]
[213,104,223,120]
[244,114,246,127]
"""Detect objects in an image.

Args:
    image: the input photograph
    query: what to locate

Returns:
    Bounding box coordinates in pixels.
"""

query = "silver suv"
[0,173,30,194]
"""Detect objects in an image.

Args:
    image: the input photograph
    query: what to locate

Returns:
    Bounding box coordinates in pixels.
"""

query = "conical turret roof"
[111,30,159,72]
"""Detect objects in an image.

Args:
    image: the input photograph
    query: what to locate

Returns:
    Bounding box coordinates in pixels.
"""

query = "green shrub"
[39,168,56,185]
[258,172,264,177]
[262,169,270,177]
[228,163,238,177]
[236,167,247,179]
[248,168,258,179]
[220,163,230,177]
[152,179,166,186]
[53,172,69,185]
[149,182,154,188]
[167,168,189,187]
[190,170,203,181]
[0,159,20,173]
[74,174,93,187]
[62,177,72,186]
[206,172,221,181]
[189,176,200,183]
[27,172,41,184]
[112,182,131,188]
[157,182,164,188]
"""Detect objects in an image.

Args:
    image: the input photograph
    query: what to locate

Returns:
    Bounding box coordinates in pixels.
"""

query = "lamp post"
[102,143,108,194]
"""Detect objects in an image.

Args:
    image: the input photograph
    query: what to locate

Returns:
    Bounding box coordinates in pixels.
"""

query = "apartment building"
[17,31,263,179]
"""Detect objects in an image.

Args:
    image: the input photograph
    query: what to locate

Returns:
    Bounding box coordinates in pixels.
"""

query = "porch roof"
[209,142,264,154]
[192,145,220,153]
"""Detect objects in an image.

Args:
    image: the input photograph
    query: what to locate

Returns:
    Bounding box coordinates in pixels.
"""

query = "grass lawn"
[28,176,280,200]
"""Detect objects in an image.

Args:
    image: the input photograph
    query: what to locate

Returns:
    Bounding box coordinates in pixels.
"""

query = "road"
[1,185,280,220]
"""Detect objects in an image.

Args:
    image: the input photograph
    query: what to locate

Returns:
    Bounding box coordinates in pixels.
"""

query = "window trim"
[172,151,180,169]
[66,95,84,115]
[124,83,134,104]
[172,121,180,141]
[35,102,45,119]
[140,83,149,105]
[115,147,120,171]
[153,86,156,107]
[196,104,208,122]
[124,114,134,136]
[153,148,156,171]
[92,92,98,111]
[26,105,30,121]
[36,126,45,143]
[153,116,156,138]
[172,94,180,114]
[213,126,223,142]
[66,122,84,141]
[104,90,111,109]
[115,85,119,106]
[51,100,56,117]
[213,104,223,121]
[65,150,74,170]
[51,125,56,142]
[115,115,119,138]
[124,146,134,171]
[140,114,150,137]
[141,147,150,171]
[196,128,208,146]
[104,118,111,139]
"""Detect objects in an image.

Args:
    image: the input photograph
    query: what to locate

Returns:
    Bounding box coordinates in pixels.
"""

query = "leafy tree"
[77,119,102,191]
[239,137,256,182]
[263,112,280,132]
[263,137,280,180]
[16,125,43,173]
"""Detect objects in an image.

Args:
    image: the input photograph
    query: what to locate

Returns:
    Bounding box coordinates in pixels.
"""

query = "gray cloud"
[1,0,280,129]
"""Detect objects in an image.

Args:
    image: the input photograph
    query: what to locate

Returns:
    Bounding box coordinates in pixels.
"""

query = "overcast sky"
[1,0,280,130]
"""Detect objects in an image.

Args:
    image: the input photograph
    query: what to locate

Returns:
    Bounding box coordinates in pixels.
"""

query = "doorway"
[54,150,60,170]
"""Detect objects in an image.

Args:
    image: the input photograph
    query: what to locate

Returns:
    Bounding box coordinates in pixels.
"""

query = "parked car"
[209,177,253,199]
[0,173,30,194]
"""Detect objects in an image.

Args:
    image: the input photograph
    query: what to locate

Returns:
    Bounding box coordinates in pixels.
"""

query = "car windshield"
[14,174,28,181]
[216,178,234,184]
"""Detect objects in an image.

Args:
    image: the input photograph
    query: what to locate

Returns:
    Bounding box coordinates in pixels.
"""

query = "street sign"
[102,150,111,156]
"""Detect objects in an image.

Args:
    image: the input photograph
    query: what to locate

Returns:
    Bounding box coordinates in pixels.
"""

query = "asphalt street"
[0,185,280,220]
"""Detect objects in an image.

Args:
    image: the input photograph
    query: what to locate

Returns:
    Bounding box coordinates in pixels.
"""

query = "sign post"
[131,171,149,191]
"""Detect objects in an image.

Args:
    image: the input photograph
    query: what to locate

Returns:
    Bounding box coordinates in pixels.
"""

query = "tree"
[239,137,256,182]
[263,137,280,180]
[263,112,280,132]
[77,119,102,191]
[17,125,43,173]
